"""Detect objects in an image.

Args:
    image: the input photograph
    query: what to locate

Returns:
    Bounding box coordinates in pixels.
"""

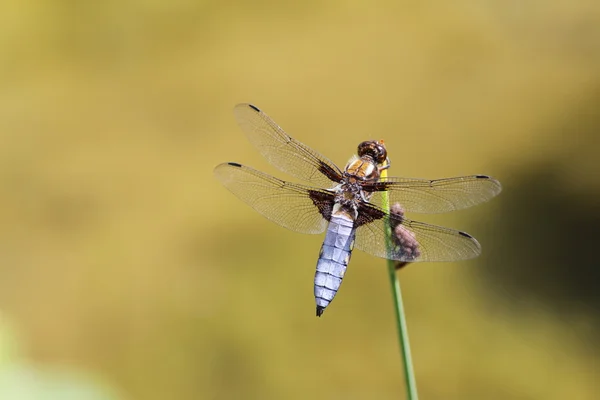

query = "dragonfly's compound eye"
[374,142,387,164]
[358,141,388,164]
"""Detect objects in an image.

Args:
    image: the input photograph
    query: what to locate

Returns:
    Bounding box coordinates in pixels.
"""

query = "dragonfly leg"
[379,157,391,171]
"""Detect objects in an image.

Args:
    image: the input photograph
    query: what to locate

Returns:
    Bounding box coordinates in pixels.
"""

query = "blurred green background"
[1,1,599,399]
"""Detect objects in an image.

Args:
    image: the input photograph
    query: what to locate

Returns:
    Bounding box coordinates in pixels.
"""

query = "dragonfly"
[214,104,502,317]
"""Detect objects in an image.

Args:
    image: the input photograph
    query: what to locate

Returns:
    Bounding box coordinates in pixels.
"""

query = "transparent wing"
[365,175,502,214]
[354,202,481,262]
[214,162,335,234]
[233,104,343,187]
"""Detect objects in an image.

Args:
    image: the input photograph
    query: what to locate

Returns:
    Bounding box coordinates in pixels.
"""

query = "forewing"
[233,104,343,187]
[214,162,335,234]
[365,175,502,214]
[354,203,481,262]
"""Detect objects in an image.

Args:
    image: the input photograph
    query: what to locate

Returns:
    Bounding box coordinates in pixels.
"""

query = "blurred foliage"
[0,315,121,400]
[476,88,600,328]
[0,1,599,399]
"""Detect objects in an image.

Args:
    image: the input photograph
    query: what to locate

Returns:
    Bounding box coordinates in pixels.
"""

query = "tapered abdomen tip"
[316,306,325,317]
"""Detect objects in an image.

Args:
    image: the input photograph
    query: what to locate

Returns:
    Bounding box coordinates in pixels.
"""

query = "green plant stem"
[380,167,419,400]
[386,262,418,399]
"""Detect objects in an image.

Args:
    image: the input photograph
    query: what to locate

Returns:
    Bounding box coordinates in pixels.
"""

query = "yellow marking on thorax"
[345,157,375,178]
[345,158,362,175]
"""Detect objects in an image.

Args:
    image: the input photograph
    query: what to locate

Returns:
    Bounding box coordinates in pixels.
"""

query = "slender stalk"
[380,166,419,400]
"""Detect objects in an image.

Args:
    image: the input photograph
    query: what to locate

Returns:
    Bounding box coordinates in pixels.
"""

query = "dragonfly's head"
[357,140,387,165]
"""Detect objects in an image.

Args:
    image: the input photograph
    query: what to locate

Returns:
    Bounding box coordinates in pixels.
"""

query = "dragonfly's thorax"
[334,181,363,208]
[344,155,381,183]
[333,156,380,212]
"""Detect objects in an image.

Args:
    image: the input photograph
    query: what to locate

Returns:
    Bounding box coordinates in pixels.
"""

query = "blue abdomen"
[314,213,356,317]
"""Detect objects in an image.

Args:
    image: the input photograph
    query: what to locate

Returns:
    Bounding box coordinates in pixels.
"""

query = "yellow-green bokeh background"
[1,1,598,399]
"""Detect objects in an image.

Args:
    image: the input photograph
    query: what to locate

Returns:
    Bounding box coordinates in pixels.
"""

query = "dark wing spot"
[356,203,386,228]
[248,104,260,112]
[308,190,335,221]
[475,175,490,179]
[458,231,473,238]
[317,160,343,182]
[361,181,390,192]
[227,162,242,168]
